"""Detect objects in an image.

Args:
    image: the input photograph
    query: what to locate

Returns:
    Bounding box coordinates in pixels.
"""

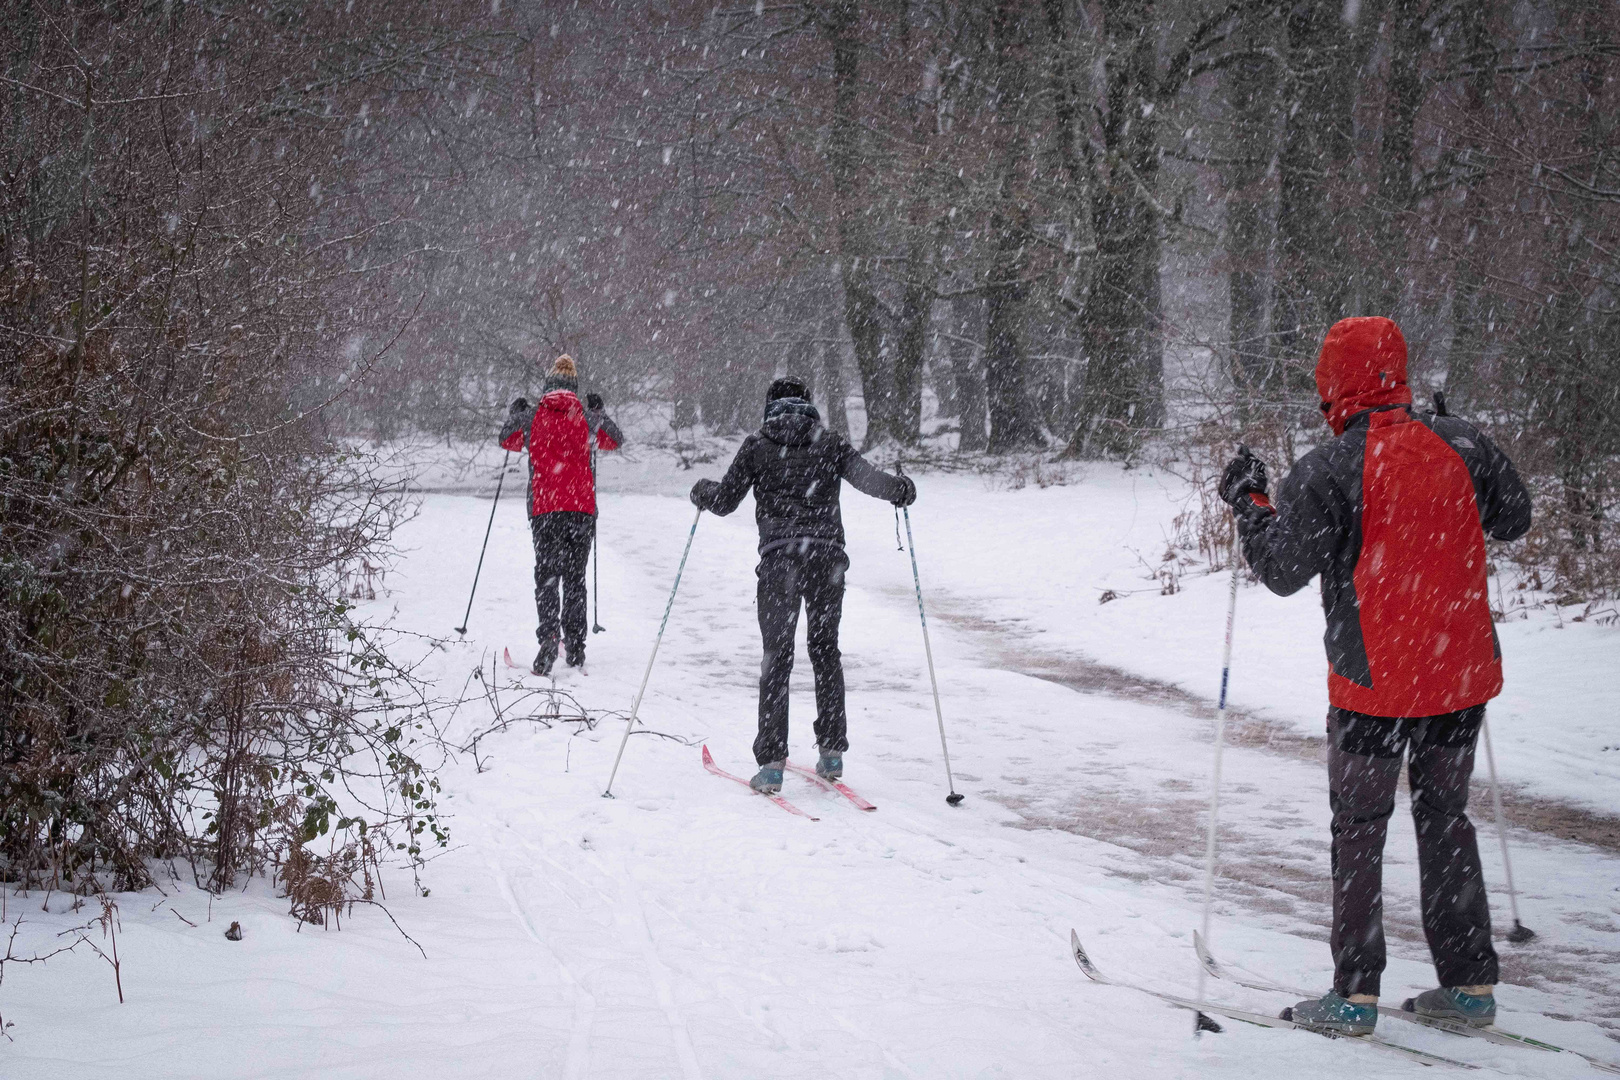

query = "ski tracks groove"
[491,819,706,1080]
[490,853,597,1079]
[611,853,707,1080]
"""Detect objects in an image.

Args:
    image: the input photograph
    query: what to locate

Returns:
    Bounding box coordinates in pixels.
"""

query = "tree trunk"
[893,266,931,445]
[670,359,700,429]
[820,306,850,436]
[929,319,958,419]
[1274,0,1369,366]
[1440,0,1496,412]
[1224,46,1280,414]
[1069,0,1162,458]
[948,294,988,451]
[984,216,1042,452]
[1369,1,1426,316]
[889,3,944,446]
[824,1,894,448]
[981,0,1043,453]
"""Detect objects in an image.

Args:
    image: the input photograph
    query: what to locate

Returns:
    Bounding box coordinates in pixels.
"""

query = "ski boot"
[1281,991,1378,1036]
[532,641,557,677]
[565,642,586,669]
[749,761,785,795]
[815,749,843,781]
[1404,987,1496,1028]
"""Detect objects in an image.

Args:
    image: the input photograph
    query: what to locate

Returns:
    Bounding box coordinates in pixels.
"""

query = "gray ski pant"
[1327,704,1499,998]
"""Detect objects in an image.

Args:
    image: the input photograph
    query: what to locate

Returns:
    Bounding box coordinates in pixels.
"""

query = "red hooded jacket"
[499,390,621,517]
[1237,317,1532,717]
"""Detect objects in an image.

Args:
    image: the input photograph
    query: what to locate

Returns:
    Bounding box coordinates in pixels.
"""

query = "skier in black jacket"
[690,377,916,793]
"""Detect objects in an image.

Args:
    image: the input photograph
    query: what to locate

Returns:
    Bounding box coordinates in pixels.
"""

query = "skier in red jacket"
[499,355,623,675]
[1220,316,1531,1036]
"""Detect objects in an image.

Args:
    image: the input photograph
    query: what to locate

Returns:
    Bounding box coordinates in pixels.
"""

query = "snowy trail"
[919,584,1620,1028]
[8,457,1619,1078]
[922,588,1620,856]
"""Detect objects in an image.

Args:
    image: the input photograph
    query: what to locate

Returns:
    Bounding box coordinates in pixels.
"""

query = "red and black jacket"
[1237,318,1531,718]
[499,390,622,517]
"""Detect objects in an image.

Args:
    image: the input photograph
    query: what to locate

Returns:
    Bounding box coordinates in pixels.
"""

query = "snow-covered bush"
[0,4,450,896]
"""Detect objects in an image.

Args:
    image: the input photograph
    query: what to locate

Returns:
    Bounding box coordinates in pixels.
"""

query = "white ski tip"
[1193,930,1221,978]
[1069,929,1102,982]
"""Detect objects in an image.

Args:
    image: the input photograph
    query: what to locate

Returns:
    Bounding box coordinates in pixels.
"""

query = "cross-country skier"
[1220,316,1531,1036]
[688,377,916,794]
[500,355,623,676]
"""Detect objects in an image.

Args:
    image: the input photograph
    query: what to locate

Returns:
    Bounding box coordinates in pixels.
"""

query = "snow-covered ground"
[7,438,1619,1078]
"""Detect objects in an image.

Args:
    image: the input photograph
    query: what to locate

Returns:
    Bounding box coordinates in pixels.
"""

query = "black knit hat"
[766,376,809,403]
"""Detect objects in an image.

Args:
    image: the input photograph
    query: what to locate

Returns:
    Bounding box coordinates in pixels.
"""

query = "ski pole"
[592,517,606,634]
[898,490,963,806]
[1194,558,1241,1036]
[1481,715,1535,942]
[455,450,511,635]
[602,505,702,798]
[591,448,605,633]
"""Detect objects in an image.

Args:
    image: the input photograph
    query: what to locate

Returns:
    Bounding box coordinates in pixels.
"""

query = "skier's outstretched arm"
[585,394,625,450]
[1224,449,1345,597]
[1472,427,1532,542]
[690,438,756,516]
[841,451,916,505]
[499,397,533,450]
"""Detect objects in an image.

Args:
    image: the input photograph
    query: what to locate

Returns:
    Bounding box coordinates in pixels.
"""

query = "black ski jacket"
[693,401,909,554]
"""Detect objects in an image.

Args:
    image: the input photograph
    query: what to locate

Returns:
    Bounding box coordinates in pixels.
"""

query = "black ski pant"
[754,543,849,766]
[530,511,594,653]
[1327,704,1498,998]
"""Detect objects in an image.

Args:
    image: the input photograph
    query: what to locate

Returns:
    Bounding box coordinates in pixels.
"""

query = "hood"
[1315,316,1413,436]
[761,397,821,447]
[540,388,583,414]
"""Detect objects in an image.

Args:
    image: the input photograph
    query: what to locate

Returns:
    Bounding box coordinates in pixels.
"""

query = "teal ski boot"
[815,750,843,781]
[1405,987,1496,1028]
[749,761,785,795]
[1282,991,1378,1036]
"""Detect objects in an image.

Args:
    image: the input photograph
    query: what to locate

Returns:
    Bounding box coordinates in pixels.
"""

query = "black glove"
[1219,446,1269,511]
[689,479,718,510]
[586,393,604,411]
[891,474,917,508]
[509,396,530,414]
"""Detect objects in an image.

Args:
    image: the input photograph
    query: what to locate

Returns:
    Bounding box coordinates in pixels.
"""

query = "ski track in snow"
[490,850,596,1079]
[611,853,706,1080]
[7,452,1619,1078]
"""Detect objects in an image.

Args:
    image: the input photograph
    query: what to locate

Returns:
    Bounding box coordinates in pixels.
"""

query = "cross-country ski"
[1193,931,1620,1073]
[10,15,1620,1076]
[701,745,819,821]
[785,759,878,812]
[1068,931,1479,1070]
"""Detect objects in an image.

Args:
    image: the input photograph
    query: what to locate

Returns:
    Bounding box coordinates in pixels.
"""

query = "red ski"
[701,746,818,821]
[785,760,877,811]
